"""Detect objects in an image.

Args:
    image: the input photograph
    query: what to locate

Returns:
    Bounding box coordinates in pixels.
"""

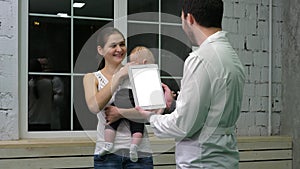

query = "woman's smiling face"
[99,33,127,65]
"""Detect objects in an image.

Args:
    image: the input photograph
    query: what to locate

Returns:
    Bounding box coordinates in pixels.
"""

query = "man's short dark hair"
[182,0,223,28]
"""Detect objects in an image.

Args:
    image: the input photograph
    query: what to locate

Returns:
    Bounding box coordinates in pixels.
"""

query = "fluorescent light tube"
[73,2,85,8]
[57,13,68,17]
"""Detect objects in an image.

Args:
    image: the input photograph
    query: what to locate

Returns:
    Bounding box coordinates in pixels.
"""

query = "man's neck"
[195,26,222,46]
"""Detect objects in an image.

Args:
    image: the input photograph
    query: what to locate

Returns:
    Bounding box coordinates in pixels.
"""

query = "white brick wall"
[0,0,18,140]
[223,0,283,135]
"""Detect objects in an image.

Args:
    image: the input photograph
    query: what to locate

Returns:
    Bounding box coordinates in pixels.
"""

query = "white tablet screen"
[129,64,166,109]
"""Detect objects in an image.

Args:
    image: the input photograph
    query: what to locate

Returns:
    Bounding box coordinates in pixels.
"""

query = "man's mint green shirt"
[150,31,245,169]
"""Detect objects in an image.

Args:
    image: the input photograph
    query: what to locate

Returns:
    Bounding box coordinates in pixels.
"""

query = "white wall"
[222,0,283,136]
[281,0,300,168]
[0,0,19,140]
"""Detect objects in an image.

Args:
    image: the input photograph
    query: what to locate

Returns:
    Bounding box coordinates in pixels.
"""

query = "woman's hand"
[104,106,122,124]
[110,62,136,96]
[114,62,136,80]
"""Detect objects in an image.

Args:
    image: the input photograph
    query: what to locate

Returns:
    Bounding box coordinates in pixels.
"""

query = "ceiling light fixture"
[73,2,85,8]
[57,13,69,17]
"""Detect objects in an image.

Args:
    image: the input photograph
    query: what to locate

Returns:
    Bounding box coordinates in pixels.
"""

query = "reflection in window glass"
[161,77,180,100]
[161,0,182,23]
[73,76,97,130]
[161,25,191,61]
[128,0,158,13]
[161,12,181,24]
[128,23,159,38]
[128,0,158,21]
[74,0,113,18]
[127,33,159,62]
[26,0,188,133]
[128,23,159,58]
[161,49,184,77]
[161,34,191,77]
[29,0,71,15]
[28,75,71,131]
[161,0,182,17]
[27,0,114,133]
[29,16,71,73]
[73,19,110,74]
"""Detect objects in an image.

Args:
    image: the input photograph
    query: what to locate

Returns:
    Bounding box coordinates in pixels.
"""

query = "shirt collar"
[190,31,227,57]
[201,31,227,46]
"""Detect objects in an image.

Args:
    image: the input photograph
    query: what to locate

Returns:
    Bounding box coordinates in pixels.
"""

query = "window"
[21,0,191,138]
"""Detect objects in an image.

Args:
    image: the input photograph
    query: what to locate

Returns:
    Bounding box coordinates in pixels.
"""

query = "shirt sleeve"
[149,55,212,139]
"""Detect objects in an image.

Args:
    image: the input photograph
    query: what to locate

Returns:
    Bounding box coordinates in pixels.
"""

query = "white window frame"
[20,0,184,138]
[20,0,127,138]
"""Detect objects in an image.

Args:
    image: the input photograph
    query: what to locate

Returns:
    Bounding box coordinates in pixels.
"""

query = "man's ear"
[142,59,147,64]
[186,13,194,25]
[97,46,104,56]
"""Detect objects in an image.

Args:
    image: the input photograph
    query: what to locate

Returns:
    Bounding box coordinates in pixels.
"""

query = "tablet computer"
[128,64,166,109]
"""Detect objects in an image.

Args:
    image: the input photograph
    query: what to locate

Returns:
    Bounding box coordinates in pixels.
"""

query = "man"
[136,0,245,168]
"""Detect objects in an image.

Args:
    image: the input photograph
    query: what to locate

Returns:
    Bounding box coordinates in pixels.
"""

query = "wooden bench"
[0,136,292,169]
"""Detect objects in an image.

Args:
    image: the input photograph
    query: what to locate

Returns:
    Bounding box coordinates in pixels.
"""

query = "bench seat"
[0,136,292,169]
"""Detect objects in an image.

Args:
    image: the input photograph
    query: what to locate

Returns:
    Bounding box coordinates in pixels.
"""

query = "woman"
[83,27,153,169]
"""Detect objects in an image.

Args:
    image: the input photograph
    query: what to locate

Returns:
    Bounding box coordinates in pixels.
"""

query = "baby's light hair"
[130,46,155,64]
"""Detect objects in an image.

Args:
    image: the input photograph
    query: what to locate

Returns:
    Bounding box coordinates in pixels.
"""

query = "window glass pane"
[161,48,184,77]
[128,0,158,21]
[29,16,71,73]
[128,23,159,59]
[26,0,191,135]
[74,0,113,18]
[29,0,71,15]
[161,13,181,24]
[161,0,182,23]
[28,75,71,131]
[161,25,191,77]
[127,34,159,63]
[54,76,71,131]
[73,76,98,130]
[161,25,191,60]
[73,19,111,74]
[161,26,191,76]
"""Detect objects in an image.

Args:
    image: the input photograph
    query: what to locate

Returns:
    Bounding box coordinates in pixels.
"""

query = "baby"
[99,46,155,162]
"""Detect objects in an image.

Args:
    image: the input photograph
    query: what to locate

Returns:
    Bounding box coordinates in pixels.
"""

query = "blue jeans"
[94,150,153,169]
